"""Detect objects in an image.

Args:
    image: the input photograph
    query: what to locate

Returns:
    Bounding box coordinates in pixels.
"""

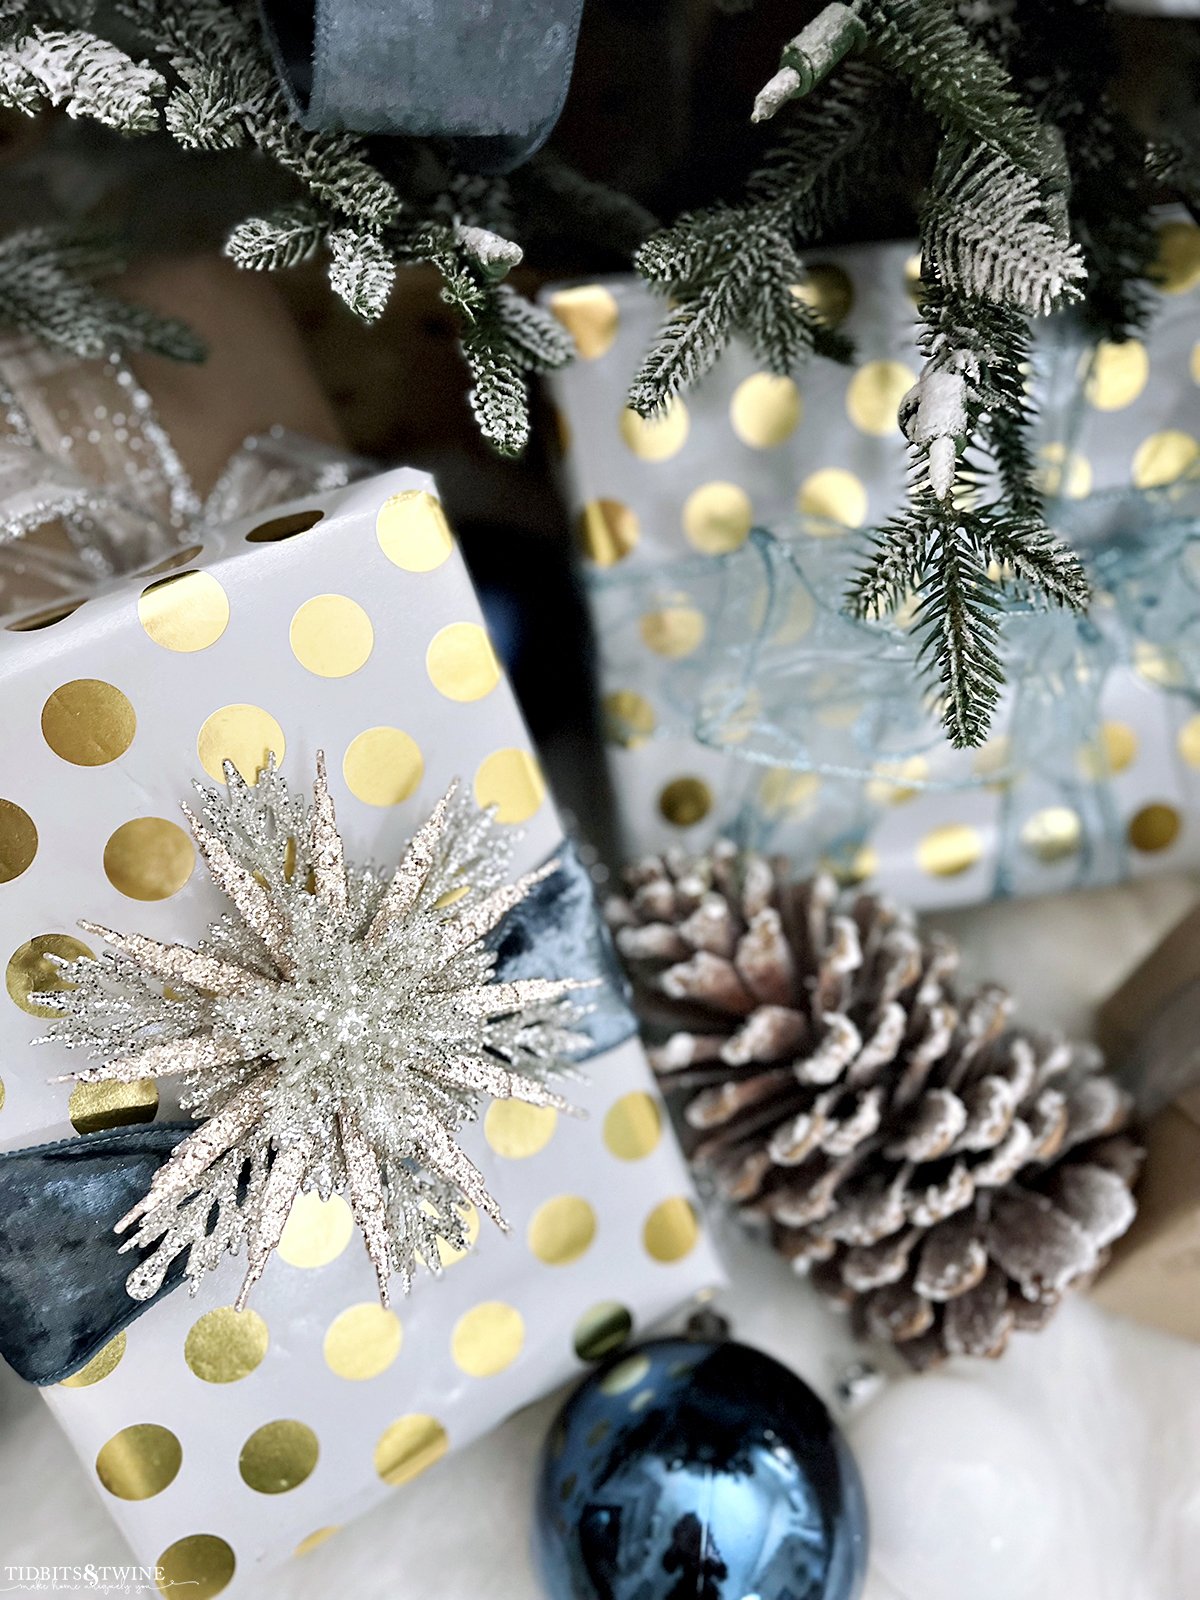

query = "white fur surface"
[3,873,1199,1599]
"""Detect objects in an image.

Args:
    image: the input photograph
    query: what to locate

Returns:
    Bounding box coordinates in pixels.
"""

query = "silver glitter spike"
[341,1104,393,1305]
[310,750,349,919]
[77,920,264,997]
[365,780,459,945]
[182,800,295,977]
[236,1137,312,1310]
[60,1033,244,1085]
[439,857,561,961]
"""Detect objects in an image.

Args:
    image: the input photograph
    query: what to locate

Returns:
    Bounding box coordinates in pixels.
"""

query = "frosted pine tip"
[752,65,801,123]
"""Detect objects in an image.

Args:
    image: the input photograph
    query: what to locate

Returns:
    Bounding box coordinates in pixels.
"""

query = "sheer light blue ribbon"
[0,842,632,1385]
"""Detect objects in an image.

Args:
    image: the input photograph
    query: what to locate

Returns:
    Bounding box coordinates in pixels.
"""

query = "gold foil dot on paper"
[903,253,925,304]
[917,823,984,878]
[426,621,501,702]
[639,605,706,659]
[603,1092,662,1161]
[1131,430,1199,489]
[602,689,656,749]
[1178,715,1200,767]
[846,361,916,437]
[1020,806,1083,863]
[821,844,880,888]
[759,768,820,816]
[1034,442,1092,499]
[1192,343,1200,386]
[184,1307,269,1383]
[1134,641,1185,688]
[376,490,454,571]
[1128,803,1181,853]
[866,757,929,806]
[600,1353,651,1395]
[60,1332,126,1388]
[289,595,375,678]
[5,598,85,631]
[138,571,230,653]
[324,1303,403,1380]
[95,1423,182,1500]
[104,818,195,901]
[682,481,753,555]
[238,1419,319,1494]
[197,704,286,783]
[790,264,854,326]
[485,1100,557,1158]
[528,1195,597,1266]
[730,374,801,448]
[1078,721,1139,780]
[6,932,91,1015]
[973,736,1013,785]
[41,679,135,766]
[1086,341,1149,411]
[578,499,640,566]
[658,776,713,828]
[374,1414,450,1486]
[547,285,620,359]
[451,1301,525,1376]
[797,467,869,529]
[155,1535,236,1600]
[574,1302,634,1362]
[1154,222,1200,293]
[295,1527,341,1556]
[474,747,546,824]
[278,1191,354,1268]
[70,1078,158,1133]
[619,399,690,462]
[245,508,324,543]
[343,726,424,807]
[643,1196,700,1263]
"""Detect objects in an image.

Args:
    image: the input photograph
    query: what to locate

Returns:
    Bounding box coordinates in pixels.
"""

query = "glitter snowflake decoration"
[38,755,587,1308]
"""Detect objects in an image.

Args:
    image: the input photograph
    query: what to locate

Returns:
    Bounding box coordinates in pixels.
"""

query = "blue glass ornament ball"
[534,1336,868,1600]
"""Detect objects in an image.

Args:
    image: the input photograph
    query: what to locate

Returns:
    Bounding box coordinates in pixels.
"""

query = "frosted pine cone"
[608,843,1141,1369]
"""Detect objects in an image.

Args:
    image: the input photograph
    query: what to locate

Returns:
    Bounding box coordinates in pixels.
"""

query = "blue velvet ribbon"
[0,841,633,1386]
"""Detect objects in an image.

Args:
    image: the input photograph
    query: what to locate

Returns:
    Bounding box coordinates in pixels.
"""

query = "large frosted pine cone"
[608,843,1141,1369]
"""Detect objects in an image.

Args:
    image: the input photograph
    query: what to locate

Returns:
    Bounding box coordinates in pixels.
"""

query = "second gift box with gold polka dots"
[0,466,722,1595]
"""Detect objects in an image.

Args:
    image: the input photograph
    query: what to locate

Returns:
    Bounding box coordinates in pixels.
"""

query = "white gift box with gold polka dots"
[542,222,1200,904]
[0,466,721,1595]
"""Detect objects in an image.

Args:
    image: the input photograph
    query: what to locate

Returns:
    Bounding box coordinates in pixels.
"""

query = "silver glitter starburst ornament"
[38,754,587,1308]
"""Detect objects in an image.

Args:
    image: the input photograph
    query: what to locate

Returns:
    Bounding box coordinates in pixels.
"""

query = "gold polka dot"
[343,727,424,807]
[758,768,820,815]
[278,1191,354,1268]
[6,598,86,631]
[903,253,925,304]
[295,1527,340,1557]
[602,690,656,749]
[474,747,545,824]
[1035,443,1093,499]
[485,1100,558,1159]
[61,1332,126,1388]
[798,467,868,528]
[246,508,323,543]
[374,1414,449,1486]
[1020,806,1083,863]
[138,571,230,653]
[6,932,91,1016]
[603,1092,662,1161]
[791,264,854,326]
[95,1424,182,1500]
[973,736,1013,785]
[528,1196,597,1266]
[866,757,928,806]
[917,823,984,877]
[238,1419,318,1494]
[578,499,640,566]
[1135,642,1184,688]
[600,1353,651,1395]
[1154,222,1200,293]
[104,818,195,901]
[41,680,135,766]
[1086,341,1149,411]
[324,1304,403,1380]
[643,1197,699,1263]
[730,374,801,448]
[619,399,689,462]
[1178,715,1200,767]
[426,622,501,702]
[155,1536,235,1600]
[375,490,454,571]
[846,361,916,437]
[1132,430,1199,489]
[658,776,712,828]
[574,1302,633,1362]
[184,1307,269,1384]
[682,481,753,554]
[1192,343,1200,387]
[1078,721,1139,779]
[639,606,706,658]
[1128,803,1181,853]
[821,843,880,888]
[70,1079,158,1133]
[547,285,620,359]
[197,704,285,783]
[451,1302,525,1377]
[289,595,374,678]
